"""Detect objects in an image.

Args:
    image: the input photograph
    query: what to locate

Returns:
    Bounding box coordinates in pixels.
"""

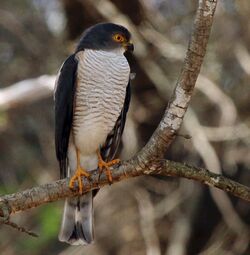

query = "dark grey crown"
[76,23,131,52]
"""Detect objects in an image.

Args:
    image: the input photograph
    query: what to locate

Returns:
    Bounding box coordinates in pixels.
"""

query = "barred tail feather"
[59,192,94,245]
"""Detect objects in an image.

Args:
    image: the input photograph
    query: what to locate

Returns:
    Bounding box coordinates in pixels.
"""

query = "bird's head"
[76,23,134,53]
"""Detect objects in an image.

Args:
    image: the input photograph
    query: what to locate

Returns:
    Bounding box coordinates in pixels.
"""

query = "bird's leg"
[97,150,120,184]
[69,150,90,194]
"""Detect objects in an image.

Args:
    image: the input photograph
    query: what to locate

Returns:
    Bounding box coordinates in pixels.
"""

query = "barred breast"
[72,49,130,155]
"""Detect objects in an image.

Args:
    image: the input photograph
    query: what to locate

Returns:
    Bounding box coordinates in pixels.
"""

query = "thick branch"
[139,0,217,160]
[0,159,249,218]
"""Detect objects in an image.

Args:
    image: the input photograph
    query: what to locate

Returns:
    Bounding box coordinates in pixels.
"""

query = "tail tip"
[58,222,94,246]
[58,234,94,246]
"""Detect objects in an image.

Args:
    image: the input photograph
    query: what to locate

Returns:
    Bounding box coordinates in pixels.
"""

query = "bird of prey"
[54,23,133,245]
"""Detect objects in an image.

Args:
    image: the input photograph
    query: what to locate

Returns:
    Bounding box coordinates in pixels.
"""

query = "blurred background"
[0,0,250,254]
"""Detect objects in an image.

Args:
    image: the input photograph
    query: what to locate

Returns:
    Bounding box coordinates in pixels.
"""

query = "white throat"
[106,47,126,55]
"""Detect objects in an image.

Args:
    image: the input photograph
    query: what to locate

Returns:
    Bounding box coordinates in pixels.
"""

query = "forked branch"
[3,1,247,229]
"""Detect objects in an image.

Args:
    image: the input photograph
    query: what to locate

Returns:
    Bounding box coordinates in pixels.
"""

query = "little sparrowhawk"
[54,23,133,245]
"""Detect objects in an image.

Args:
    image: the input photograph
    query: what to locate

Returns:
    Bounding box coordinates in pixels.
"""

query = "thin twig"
[1,219,38,237]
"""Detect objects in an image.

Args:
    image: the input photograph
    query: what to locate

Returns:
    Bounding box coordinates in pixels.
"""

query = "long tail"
[58,192,94,245]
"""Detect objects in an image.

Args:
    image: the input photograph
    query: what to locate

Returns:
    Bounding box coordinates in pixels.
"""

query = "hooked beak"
[123,41,134,52]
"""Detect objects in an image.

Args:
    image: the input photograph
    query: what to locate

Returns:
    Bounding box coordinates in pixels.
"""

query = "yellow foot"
[98,152,120,183]
[69,167,90,194]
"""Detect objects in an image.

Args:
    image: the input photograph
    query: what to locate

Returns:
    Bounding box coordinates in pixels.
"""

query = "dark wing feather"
[54,54,78,178]
[101,81,131,161]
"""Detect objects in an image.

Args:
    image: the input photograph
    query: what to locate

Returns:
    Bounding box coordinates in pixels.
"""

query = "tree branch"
[0,159,249,219]
[0,75,55,110]
[137,0,217,161]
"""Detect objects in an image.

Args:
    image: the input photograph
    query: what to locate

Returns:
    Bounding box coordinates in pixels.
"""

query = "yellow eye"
[113,34,125,42]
